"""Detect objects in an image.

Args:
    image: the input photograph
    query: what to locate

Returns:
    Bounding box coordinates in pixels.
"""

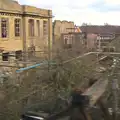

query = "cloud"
[18,0,120,25]
[89,0,120,12]
[105,0,120,5]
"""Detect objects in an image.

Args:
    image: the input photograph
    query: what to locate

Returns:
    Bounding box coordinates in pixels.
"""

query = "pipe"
[16,61,56,73]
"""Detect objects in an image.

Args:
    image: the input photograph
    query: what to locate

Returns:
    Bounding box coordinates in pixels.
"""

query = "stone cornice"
[22,12,53,18]
[0,11,53,18]
[0,11,22,17]
[0,1,53,18]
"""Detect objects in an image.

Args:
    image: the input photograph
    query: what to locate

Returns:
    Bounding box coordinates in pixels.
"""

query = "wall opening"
[2,52,9,61]
[15,50,22,60]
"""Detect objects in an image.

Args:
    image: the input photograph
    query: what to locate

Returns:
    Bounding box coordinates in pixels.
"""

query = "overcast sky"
[18,0,120,25]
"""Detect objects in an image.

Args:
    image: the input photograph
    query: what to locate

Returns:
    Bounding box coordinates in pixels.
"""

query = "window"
[103,48,108,52]
[43,21,48,37]
[28,19,34,37]
[64,35,73,45]
[1,18,8,38]
[2,52,9,61]
[15,50,22,60]
[109,48,115,52]
[15,19,21,37]
[36,20,40,37]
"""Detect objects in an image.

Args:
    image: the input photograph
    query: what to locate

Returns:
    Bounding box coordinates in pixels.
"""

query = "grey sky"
[18,0,120,25]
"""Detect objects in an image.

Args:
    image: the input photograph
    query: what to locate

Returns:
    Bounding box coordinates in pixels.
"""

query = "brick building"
[80,25,120,51]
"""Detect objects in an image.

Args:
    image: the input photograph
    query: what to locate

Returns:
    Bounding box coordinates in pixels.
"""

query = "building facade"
[61,32,86,49]
[52,20,74,49]
[0,0,52,60]
[80,25,120,51]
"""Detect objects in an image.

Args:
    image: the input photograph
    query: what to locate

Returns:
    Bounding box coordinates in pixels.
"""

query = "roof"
[0,0,52,17]
[80,25,120,34]
[0,0,22,12]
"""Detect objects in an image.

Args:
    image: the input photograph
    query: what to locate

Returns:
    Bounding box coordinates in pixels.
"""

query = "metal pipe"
[16,61,56,73]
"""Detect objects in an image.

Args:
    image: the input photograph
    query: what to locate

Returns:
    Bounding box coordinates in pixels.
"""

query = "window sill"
[1,38,9,41]
[14,37,21,40]
[28,36,36,39]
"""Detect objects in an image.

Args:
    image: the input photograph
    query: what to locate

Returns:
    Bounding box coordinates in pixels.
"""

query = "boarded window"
[15,50,22,60]
[103,48,108,52]
[28,19,34,37]
[2,52,9,61]
[1,18,8,38]
[43,21,48,37]
[36,20,40,37]
[15,19,21,37]
[109,48,115,52]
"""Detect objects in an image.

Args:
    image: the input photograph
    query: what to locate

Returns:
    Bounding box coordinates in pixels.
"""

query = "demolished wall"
[53,20,74,50]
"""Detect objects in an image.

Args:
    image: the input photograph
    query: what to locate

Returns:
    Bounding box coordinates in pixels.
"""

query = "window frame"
[15,50,22,61]
[14,18,21,37]
[1,18,9,39]
[2,52,9,61]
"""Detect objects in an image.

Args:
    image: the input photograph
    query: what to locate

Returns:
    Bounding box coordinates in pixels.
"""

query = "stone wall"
[53,20,74,37]
[0,0,52,54]
[87,33,97,50]
[0,14,23,51]
[53,20,74,49]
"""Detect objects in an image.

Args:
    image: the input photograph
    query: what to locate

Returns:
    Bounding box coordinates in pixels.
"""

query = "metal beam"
[91,52,120,55]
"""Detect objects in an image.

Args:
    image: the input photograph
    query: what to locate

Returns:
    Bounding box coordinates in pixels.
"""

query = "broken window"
[15,50,22,60]
[28,19,34,37]
[15,19,21,37]
[109,48,115,52]
[43,20,48,38]
[1,18,8,38]
[2,52,9,61]
[36,20,40,37]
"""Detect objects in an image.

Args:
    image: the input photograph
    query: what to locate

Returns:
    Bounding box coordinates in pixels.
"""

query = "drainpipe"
[47,10,52,72]
[22,16,26,53]
[22,6,27,67]
[48,10,51,61]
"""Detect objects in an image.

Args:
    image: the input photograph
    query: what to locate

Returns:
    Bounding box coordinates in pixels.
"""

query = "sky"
[17,0,120,25]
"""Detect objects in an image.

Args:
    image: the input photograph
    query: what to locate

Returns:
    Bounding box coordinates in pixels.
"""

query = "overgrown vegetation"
[0,50,112,120]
